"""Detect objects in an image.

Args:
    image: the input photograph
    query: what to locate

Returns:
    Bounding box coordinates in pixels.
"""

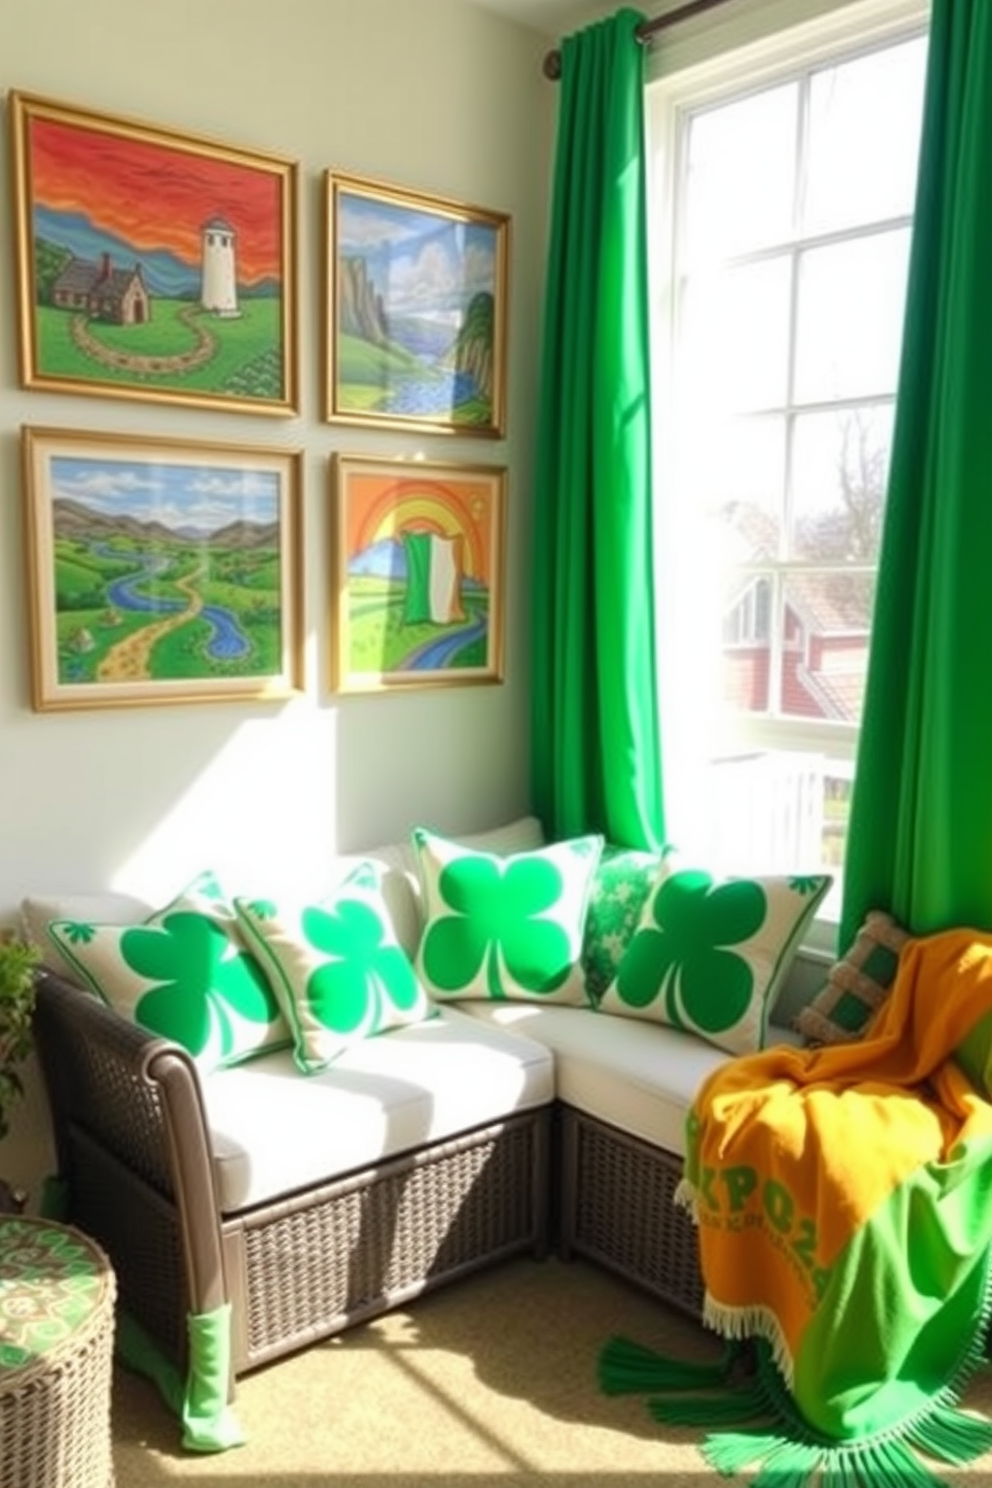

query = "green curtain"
[531,7,665,852]
[841,0,992,950]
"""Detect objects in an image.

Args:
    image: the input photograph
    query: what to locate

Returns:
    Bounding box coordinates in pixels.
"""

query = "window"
[647,0,928,928]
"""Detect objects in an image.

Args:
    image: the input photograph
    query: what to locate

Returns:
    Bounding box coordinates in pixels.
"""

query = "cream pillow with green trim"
[234,862,433,1074]
[48,872,288,1072]
[599,864,832,1055]
[412,827,604,1005]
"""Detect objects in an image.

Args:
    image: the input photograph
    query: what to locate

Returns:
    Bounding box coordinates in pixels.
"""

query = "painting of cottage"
[11,92,298,414]
[51,252,150,323]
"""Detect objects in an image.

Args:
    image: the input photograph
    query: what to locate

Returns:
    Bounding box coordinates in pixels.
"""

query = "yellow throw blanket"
[602,928,992,1482]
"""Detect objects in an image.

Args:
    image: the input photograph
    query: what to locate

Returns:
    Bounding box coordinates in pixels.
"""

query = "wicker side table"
[0,1216,116,1488]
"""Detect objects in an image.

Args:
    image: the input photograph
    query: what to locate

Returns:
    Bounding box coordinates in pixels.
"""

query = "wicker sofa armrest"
[32,969,228,1323]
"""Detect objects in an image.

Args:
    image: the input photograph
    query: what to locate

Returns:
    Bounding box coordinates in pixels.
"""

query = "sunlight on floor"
[110,1259,726,1485]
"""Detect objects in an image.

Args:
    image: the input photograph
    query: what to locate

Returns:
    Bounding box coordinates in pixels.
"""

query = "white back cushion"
[20,815,546,980]
[21,892,153,980]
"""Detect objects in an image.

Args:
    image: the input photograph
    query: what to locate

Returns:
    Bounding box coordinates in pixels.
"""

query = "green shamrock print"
[422,854,571,998]
[583,851,660,999]
[616,871,766,1034]
[120,911,279,1058]
[295,898,420,1033]
[58,921,97,947]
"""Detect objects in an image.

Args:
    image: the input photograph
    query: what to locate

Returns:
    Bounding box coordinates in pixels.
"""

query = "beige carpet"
[111,1254,992,1487]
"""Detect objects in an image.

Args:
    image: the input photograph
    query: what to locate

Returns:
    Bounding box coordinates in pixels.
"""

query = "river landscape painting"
[326,172,509,436]
[22,427,303,711]
[331,454,506,693]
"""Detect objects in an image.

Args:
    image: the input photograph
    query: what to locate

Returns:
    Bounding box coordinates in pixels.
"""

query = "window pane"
[720,573,772,712]
[651,17,925,906]
[678,413,785,551]
[821,762,854,874]
[680,257,792,412]
[804,37,927,236]
[794,231,911,402]
[779,570,875,723]
[683,83,798,262]
[698,752,852,887]
[790,403,894,560]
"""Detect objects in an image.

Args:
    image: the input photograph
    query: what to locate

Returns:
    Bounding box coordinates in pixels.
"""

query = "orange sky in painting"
[346,474,494,585]
[30,116,283,284]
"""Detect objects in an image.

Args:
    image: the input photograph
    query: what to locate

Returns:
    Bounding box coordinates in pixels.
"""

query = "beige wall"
[0,0,556,1193]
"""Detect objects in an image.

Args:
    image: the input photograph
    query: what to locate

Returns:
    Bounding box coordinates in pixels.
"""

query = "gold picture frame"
[22,425,304,711]
[331,453,506,693]
[325,170,510,437]
[9,91,299,415]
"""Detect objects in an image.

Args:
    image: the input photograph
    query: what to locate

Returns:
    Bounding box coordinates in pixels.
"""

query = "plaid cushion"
[794,909,911,1046]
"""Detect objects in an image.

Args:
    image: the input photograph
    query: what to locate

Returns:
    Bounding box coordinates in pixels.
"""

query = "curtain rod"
[542,0,736,79]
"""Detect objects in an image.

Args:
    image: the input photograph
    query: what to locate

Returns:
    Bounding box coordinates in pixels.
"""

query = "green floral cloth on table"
[0,1217,112,1368]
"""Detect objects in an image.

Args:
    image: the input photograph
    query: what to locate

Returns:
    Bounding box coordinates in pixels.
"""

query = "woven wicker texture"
[0,1217,116,1488]
[229,1110,550,1371]
[66,1128,186,1364]
[559,1106,704,1317]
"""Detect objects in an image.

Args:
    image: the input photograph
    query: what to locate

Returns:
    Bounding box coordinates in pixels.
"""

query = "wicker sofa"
[24,815,819,1398]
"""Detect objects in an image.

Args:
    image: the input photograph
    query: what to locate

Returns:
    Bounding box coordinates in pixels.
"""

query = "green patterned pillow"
[234,862,433,1074]
[599,864,832,1055]
[48,875,288,1072]
[582,844,673,1003]
[412,827,604,1005]
[794,910,911,1046]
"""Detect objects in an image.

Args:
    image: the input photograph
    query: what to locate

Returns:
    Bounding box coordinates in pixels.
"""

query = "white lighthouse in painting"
[200,216,241,318]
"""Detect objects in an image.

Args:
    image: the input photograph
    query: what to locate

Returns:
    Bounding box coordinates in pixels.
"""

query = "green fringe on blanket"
[648,1383,768,1426]
[597,1326,992,1488]
[904,1401,992,1463]
[598,1334,738,1394]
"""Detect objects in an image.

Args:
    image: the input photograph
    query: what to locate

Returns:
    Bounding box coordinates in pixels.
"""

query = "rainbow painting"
[331,454,506,692]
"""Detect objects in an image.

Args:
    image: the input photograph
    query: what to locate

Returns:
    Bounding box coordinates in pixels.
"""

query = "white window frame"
[645,0,928,943]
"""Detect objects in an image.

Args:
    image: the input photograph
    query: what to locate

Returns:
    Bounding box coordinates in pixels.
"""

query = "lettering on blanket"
[694,1162,832,1307]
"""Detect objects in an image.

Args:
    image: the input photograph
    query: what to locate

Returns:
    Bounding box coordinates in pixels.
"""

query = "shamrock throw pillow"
[794,909,911,1046]
[582,844,673,1003]
[48,872,289,1073]
[599,864,832,1055]
[412,827,604,1005]
[233,861,433,1074]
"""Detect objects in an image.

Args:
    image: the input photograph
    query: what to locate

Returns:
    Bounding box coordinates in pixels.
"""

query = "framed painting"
[331,454,506,692]
[325,171,509,437]
[22,425,304,711]
[9,91,299,415]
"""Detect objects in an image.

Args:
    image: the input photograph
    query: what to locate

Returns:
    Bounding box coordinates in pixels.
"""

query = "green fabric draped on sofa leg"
[116,1306,246,1453]
[41,1172,245,1451]
[531,7,666,853]
[841,0,992,950]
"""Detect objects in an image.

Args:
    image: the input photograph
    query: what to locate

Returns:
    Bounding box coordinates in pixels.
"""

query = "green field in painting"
[55,536,282,685]
[336,332,490,425]
[36,298,285,401]
[346,576,489,677]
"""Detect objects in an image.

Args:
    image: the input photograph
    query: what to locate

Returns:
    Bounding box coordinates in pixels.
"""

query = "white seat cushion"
[459,1002,799,1157]
[200,1005,554,1212]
